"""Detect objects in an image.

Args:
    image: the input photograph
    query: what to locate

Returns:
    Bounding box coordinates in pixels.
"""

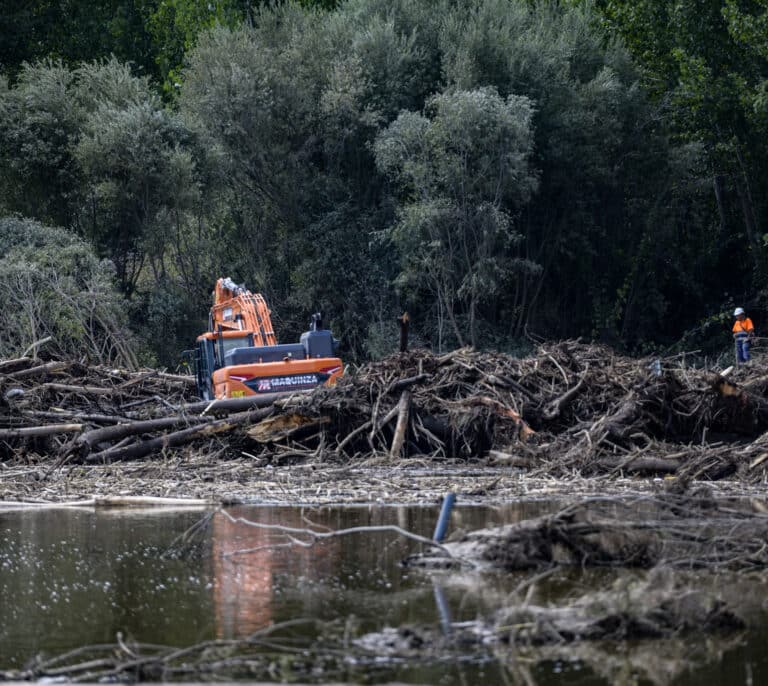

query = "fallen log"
[0,357,34,374]
[84,406,276,463]
[582,393,640,444]
[180,392,294,415]
[41,382,114,395]
[247,413,330,443]
[7,361,70,379]
[390,390,411,457]
[22,336,53,358]
[542,368,588,421]
[487,450,535,469]
[156,371,196,386]
[23,410,130,424]
[0,423,84,438]
[76,415,214,453]
[597,456,680,475]
[386,374,430,395]
[92,495,213,507]
[116,370,158,389]
[483,373,537,401]
[0,496,212,510]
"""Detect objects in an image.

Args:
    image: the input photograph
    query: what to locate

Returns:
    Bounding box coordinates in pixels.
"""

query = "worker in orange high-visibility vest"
[733,307,755,363]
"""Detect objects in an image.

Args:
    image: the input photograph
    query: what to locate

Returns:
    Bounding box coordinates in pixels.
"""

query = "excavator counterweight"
[192,278,343,400]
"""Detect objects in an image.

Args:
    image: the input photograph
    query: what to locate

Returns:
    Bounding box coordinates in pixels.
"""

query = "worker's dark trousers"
[736,337,751,363]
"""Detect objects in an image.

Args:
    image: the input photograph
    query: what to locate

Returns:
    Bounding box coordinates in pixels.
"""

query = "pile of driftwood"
[353,566,749,686]
[270,342,768,483]
[2,343,768,483]
[0,357,280,466]
[367,494,768,684]
[358,571,746,645]
[406,494,768,571]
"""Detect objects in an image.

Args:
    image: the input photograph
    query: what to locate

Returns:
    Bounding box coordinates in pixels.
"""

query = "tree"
[0,0,158,80]
[586,0,768,304]
[75,91,198,295]
[0,58,209,366]
[179,0,670,352]
[180,15,351,338]
[376,87,538,348]
[0,61,83,226]
[146,0,251,96]
[437,0,659,343]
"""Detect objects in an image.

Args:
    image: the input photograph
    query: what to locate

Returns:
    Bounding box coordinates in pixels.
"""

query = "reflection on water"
[212,507,339,637]
[0,500,766,685]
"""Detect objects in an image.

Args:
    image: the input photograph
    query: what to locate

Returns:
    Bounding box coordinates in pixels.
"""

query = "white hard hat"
[734,307,745,316]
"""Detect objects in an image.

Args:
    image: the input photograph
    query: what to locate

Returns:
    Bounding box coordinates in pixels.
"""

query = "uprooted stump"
[405,496,768,572]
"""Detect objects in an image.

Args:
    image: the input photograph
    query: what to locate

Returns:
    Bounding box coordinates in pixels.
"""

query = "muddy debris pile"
[2,342,768,483]
[357,572,745,648]
[406,495,768,571]
[353,568,749,686]
[363,495,768,683]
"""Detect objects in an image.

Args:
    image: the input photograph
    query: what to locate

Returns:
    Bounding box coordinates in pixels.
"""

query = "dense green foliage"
[375,87,538,347]
[1,0,766,364]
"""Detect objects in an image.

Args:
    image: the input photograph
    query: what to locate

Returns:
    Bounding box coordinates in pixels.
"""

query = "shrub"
[0,217,137,367]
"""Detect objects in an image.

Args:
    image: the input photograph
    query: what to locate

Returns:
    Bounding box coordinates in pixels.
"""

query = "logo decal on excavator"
[251,373,326,393]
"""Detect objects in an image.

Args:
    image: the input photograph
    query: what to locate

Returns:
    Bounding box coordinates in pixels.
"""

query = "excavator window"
[215,335,252,367]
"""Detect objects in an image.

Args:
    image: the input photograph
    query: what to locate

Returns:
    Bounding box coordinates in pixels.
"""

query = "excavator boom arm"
[210,278,276,346]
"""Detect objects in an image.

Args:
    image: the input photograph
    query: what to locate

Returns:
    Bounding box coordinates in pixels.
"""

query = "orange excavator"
[192,278,343,400]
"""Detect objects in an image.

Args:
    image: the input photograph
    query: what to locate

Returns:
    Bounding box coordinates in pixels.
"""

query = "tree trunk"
[733,145,762,273]
[712,173,727,234]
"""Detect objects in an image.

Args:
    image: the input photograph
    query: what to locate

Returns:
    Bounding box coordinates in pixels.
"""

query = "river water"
[0,502,766,684]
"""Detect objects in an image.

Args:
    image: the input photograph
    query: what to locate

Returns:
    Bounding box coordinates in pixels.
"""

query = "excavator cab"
[192,280,343,400]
